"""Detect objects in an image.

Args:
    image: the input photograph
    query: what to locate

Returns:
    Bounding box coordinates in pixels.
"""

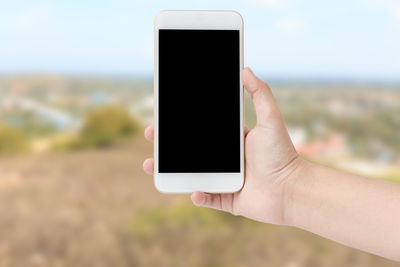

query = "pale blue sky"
[1,0,400,81]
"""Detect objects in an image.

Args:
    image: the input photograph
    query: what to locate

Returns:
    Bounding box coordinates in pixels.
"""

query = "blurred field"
[0,137,398,267]
[0,75,400,266]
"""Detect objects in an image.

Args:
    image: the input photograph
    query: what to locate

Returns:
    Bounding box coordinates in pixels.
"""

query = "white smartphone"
[154,10,244,193]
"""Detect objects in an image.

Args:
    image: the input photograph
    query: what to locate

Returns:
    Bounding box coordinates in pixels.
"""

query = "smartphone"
[154,10,244,193]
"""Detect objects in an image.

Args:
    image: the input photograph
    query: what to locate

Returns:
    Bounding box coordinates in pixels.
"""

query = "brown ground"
[0,138,398,267]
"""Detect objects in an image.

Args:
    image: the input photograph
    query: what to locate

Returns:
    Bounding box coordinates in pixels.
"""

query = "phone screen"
[158,29,240,173]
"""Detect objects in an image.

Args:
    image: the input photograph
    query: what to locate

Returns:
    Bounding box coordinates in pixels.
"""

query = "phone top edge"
[155,10,243,29]
[156,10,242,14]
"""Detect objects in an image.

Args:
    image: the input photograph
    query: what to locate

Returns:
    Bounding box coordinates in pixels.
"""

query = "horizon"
[1,72,400,86]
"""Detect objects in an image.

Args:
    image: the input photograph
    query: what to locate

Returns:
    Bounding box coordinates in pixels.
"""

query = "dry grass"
[0,138,398,267]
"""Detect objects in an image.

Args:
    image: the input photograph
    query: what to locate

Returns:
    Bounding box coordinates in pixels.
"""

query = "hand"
[144,67,400,260]
[143,67,306,225]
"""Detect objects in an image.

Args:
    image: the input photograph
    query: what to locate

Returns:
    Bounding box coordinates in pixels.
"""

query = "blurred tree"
[79,105,142,148]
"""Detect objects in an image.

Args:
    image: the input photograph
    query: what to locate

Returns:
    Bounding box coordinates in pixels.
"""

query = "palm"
[232,125,298,224]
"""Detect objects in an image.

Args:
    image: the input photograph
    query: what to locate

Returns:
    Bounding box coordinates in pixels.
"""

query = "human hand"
[143,67,306,225]
[145,67,400,259]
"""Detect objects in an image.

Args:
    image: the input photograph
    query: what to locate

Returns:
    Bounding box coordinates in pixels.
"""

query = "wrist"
[282,157,314,226]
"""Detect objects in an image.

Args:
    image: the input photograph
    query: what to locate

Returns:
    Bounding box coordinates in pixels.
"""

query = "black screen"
[158,29,240,173]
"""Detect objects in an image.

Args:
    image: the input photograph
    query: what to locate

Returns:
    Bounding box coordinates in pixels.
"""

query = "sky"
[1,0,400,81]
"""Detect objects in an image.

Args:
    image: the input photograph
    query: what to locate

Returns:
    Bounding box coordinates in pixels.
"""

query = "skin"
[143,67,400,261]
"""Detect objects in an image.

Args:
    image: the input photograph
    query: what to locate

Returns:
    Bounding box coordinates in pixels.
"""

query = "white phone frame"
[154,10,244,193]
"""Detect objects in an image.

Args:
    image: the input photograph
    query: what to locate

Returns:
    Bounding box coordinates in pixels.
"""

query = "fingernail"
[191,191,205,206]
[245,67,254,74]
[191,192,200,206]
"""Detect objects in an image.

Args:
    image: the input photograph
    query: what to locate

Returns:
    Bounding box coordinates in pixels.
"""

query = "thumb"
[243,67,280,128]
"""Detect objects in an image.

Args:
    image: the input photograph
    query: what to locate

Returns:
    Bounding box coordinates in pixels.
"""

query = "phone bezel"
[154,10,244,193]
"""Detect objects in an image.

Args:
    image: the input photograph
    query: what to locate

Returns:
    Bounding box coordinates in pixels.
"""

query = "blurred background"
[1,0,400,266]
